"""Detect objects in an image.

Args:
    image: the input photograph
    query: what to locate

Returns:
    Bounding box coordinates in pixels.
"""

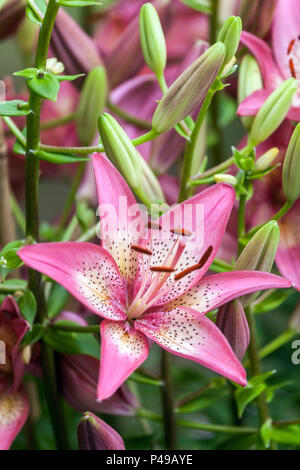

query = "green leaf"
[0,249,23,270]
[250,370,276,387]
[174,116,195,141]
[57,74,85,82]
[14,68,37,79]
[26,0,47,25]
[48,283,69,319]
[252,289,292,314]
[27,73,60,102]
[20,323,45,347]
[260,419,273,448]
[0,279,27,292]
[271,426,300,446]
[18,290,37,328]
[58,0,101,6]
[176,386,228,413]
[235,383,266,419]
[36,150,90,164]
[44,322,99,358]
[130,370,163,387]
[0,100,30,116]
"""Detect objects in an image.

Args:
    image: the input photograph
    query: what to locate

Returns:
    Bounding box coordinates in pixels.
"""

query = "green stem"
[51,323,99,333]
[210,0,222,165]
[40,111,77,131]
[238,191,247,255]
[259,330,295,360]
[2,116,26,146]
[138,409,258,434]
[178,89,215,202]
[247,201,294,239]
[76,222,100,242]
[160,349,177,450]
[107,100,152,130]
[191,156,234,182]
[60,215,78,241]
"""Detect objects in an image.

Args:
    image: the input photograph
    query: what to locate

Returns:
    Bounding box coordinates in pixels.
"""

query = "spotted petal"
[0,388,29,450]
[93,153,147,281]
[135,307,246,386]
[166,271,293,311]
[98,320,149,400]
[18,242,126,321]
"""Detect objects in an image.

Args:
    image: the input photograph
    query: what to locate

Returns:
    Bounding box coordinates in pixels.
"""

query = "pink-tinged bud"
[239,0,277,38]
[152,42,226,133]
[60,354,138,416]
[289,301,300,333]
[105,0,172,88]
[77,412,125,450]
[50,9,102,83]
[216,300,250,361]
[0,0,25,40]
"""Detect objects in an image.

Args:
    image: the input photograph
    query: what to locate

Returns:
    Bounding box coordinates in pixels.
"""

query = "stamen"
[150,266,176,273]
[287,39,296,55]
[289,58,297,78]
[198,246,213,268]
[170,228,193,236]
[147,222,161,230]
[131,245,152,255]
[174,264,200,281]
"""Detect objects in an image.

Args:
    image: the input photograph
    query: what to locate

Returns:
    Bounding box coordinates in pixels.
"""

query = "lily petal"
[18,242,126,321]
[167,271,293,312]
[93,153,146,281]
[241,31,283,89]
[0,388,29,450]
[135,306,246,386]
[98,320,149,400]
[237,89,271,117]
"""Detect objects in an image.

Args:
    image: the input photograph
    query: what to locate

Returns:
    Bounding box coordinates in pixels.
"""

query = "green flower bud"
[255,147,279,172]
[236,221,280,306]
[214,174,237,186]
[139,2,166,76]
[140,156,165,204]
[238,54,263,130]
[217,16,242,65]
[76,66,107,146]
[152,42,226,133]
[250,78,298,145]
[282,123,300,202]
[98,113,142,192]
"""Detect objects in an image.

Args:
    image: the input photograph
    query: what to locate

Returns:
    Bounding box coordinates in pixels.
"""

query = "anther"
[289,58,297,78]
[287,39,296,55]
[147,222,161,230]
[131,245,152,255]
[170,228,193,236]
[197,246,213,268]
[150,266,176,273]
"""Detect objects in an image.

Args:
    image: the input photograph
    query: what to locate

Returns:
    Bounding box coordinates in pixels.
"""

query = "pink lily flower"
[237,0,300,121]
[18,155,292,400]
[0,296,30,450]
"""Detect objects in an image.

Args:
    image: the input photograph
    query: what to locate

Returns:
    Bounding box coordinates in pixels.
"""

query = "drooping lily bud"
[98,113,142,192]
[217,16,242,66]
[236,221,280,306]
[152,42,226,133]
[282,123,300,202]
[139,2,166,77]
[238,54,263,130]
[250,78,298,146]
[289,301,300,333]
[255,147,279,172]
[239,0,277,38]
[77,412,125,450]
[50,9,102,83]
[216,300,250,361]
[214,174,237,186]
[76,66,107,146]
[0,0,25,40]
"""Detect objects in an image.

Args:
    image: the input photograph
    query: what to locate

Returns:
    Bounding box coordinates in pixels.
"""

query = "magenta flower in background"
[0,296,30,450]
[238,0,300,121]
[18,155,292,400]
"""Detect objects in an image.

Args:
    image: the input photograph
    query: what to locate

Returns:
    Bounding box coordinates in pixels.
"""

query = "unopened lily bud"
[289,301,300,333]
[16,16,37,57]
[236,221,280,306]
[51,9,102,84]
[98,113,142,191]
[217,16,242,66]
[46,58,64,75]
[76,66,107,146]
[240,0,277,38]
[250,78,298,146]
[78,412,125,450]
[238,54,263,129]
[139,2,166,76]
[216,300,250,361]
[152,42,226,133]
[0,0,25,40]
[140,156,165,204]
[255,147,279,172]
[282,123,300,202]
[214,174,237,186]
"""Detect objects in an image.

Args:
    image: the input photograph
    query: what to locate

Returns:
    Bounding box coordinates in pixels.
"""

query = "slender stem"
[2,116,26,146]
[40,111,77,131]
[259,330,295,360]
[0,281,27,292]
[210,0,222,165]
[178,89,215,202]
[51,323,99,333]
[191,156,234,181]
[60,215,78,242]
[273,419,300,428]
[176,384,212,410]
[76,222,100,242]
[160,349,177,450]
[247,201,294,238]
[0,120,16,246]
[245,307,271,425]
[138,409,258,434]
[57,162,86,232]
[238,192,247,255]
[107,100,152,130]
